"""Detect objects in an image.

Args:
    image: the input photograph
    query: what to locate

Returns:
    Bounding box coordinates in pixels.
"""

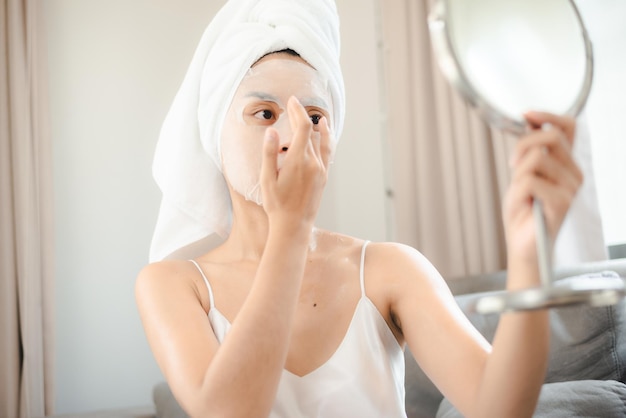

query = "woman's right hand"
[260,96,333,229]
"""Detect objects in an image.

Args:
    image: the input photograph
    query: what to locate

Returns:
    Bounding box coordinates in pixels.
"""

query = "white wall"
[575,0,626,246]
[45,0,387,414]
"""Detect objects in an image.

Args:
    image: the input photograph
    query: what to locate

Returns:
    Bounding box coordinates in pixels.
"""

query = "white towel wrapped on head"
[150,0,345,262]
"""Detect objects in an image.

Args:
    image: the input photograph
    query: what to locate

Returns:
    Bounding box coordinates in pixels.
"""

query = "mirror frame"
[428,0,595,134]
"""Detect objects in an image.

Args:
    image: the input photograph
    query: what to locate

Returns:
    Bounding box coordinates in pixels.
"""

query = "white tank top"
[190,241,407,417]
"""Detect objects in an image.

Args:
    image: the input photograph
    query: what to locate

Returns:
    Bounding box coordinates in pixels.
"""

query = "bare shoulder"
[317,234,447,290]
[135,259,211,314]
[135,260,192,293]
[364,241,448,289]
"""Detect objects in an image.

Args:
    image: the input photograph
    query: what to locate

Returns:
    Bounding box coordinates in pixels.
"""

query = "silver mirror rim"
[428,0,594,135]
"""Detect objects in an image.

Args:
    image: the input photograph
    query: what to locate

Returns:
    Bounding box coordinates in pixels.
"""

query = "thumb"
[261,127,279,186]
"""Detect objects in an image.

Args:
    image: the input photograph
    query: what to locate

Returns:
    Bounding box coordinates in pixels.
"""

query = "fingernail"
[541,122,553,131]
[525,111,544,118]
[320,116,329,130]
[265,128,277,141]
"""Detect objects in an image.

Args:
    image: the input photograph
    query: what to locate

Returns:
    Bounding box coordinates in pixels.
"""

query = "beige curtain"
[379,0,517,279]
[0,0,55,417]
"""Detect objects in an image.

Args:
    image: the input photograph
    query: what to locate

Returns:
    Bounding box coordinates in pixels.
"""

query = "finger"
[287,96,314,156]
[510,126,572,168]
[318,116,332,169]
[311,131,321,158]
[524,111,576,145]
[512,146,583,194]
[512,128,583,194]
[510,176,576,233]
[261,127,279,186]
[517,136,581,187]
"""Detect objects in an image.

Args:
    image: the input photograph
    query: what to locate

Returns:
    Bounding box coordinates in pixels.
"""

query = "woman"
[136,1,582,417]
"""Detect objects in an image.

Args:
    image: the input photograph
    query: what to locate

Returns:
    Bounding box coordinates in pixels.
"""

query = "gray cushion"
[153,382,188,418]
[436,379,626,418]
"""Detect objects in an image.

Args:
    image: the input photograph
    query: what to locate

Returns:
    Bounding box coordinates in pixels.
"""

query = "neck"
[224,191,317,261]
[225,193,270,260]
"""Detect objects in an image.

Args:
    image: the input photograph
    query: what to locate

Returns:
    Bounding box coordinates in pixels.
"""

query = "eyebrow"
[244,91,279,102]
[244,91,329,111]
[299,96,329,111]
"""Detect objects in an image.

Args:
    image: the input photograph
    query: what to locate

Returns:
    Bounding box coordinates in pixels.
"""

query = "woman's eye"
[254,110,274,120]
[310,114,322,125]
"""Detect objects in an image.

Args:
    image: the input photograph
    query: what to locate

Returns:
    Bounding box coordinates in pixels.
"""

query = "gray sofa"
[47,259,626,417]
[406,258,626,418]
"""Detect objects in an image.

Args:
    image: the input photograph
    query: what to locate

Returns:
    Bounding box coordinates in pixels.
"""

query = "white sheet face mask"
[220,53,333,205]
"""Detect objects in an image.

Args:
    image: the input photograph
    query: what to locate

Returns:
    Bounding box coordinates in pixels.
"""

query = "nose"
[274,115,293,153]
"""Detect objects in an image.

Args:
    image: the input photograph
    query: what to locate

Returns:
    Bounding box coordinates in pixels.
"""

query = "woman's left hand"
[503,111,584,270]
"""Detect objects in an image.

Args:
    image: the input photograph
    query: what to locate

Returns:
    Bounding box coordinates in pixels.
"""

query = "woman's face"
[220,53,333,205]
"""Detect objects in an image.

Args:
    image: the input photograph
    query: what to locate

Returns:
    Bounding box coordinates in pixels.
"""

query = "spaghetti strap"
[189,260,215,309]
[359,241,370,297]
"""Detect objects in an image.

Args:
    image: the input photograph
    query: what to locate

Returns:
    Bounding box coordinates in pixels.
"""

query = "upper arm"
[135,261,219,414]
[377,244,491,416]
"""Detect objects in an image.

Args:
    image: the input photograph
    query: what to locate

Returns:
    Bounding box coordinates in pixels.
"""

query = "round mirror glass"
[427,0,626,314]
[429,0,593,133]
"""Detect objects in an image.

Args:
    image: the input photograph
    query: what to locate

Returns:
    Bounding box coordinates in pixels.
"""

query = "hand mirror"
[428,0,625,313]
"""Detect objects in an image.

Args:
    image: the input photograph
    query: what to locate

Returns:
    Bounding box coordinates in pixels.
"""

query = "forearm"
[468,113,577,418]
[474,259,550,418]
[196,221,311,417]
[187,94,332,416]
